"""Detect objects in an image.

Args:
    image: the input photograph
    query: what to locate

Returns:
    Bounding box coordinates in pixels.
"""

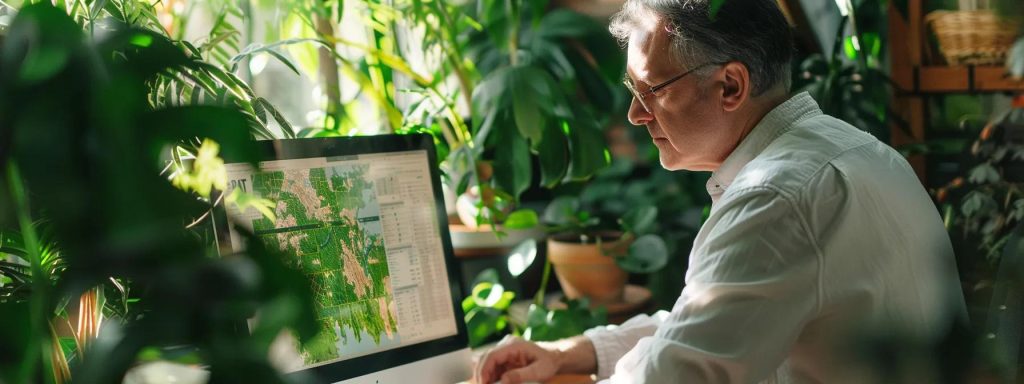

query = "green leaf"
[968,163,1001,184]
[473,268,501,286]
[472,282,506,308]
[542,196,580,226]
[471,67,513,133]
[16,40,71,85]
[843,36,859,60]
[462,296,476,313]
[620,206,658,235]
[525,304,548,327]
[565,119,610,181]
[494,291,516,311]
[536,9,603,39]
[617,234,669,273]
[504,209,539,229]
[90,0,110,20]
[506,239,538,277]
[59,337,78,363]
[512,74,546,145]
[1011,199,1024,222]
[4,3,84,83]
[129,33,153,48]
[256,98,295,138]
[537,121,569,188]
[961,191,997,219]
[264,49,302,76]
[862,32,882,59]
[466,307,501,347]
[493,127,532,201]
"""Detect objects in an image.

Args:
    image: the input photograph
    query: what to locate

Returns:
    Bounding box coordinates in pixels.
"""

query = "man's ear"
[719,61,750,112]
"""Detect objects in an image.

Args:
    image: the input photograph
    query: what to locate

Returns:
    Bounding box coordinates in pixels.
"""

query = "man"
[473,0,966,383]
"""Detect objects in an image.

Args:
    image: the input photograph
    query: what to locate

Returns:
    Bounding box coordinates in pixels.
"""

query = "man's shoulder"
[726,114,899,202]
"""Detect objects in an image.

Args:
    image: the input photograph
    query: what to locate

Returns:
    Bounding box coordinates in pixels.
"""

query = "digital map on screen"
[250,165,400,365]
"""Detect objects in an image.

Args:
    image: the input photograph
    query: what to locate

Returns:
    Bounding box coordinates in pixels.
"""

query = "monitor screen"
[219,143,461,375]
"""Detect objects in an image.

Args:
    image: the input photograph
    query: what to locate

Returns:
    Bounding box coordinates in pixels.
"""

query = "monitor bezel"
[211,134,470,382]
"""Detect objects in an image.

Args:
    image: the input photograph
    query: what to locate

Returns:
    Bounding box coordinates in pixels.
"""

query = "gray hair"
[609,0,794,96]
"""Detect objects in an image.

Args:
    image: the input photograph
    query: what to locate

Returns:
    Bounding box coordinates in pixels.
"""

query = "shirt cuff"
[584,326,623,380]
[582,311,668,380]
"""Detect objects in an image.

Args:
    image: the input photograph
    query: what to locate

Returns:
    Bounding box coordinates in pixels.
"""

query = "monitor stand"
[336,348,472,384]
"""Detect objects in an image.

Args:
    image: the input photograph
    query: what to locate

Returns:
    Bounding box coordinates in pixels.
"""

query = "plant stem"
[241,0,255,85]
[533,257,552,307]
[314,12,344,132]
[429,1,475,112]
[506,0,520,66]
[7,162,56,384]
[425,85,471,148]
[48,321,70,384]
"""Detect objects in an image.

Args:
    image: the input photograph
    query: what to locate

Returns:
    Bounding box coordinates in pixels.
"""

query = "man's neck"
[705,88,790,173]
[739,88,790,143]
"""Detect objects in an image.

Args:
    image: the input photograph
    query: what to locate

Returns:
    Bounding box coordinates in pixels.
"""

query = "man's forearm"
[540,336,597,375]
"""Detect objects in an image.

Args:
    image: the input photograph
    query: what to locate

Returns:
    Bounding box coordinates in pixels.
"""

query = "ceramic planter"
[547,232,630,305]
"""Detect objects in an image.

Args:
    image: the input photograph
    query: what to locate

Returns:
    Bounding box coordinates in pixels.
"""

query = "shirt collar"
[705,92,823,203]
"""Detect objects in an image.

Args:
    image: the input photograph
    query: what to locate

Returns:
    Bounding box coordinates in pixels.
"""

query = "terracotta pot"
[547,232,630,305]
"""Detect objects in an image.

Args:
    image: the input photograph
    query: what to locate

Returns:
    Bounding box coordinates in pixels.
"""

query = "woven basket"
[925,10,1020,66]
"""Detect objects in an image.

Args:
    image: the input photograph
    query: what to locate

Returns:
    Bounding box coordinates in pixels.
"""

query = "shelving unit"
[912,66,1024,93]
[888,0,1024,183]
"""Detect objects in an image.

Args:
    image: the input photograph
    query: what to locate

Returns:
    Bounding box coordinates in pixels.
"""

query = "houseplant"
[935,97,1024,316]
[793,0,907,143]
[0,4,317,383]
[334,0,625,227]
[541,195,668,304]
[461,264,606,347]
[576,151,712,309]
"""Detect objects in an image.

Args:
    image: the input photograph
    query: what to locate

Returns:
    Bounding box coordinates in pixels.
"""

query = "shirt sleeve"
[609,187,821,383]
[584,311,670,379]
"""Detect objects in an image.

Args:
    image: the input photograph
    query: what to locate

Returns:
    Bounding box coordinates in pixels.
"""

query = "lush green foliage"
[793,0,905,143]
[461,268,605,347]
[0,0,300,140]
[575,155,710,308]
[379,0,625,211]
[542,194,668,274]
[461,269,516,347]
[521,297,605,342]
[0,4,317,383]
[937,109,1024,264]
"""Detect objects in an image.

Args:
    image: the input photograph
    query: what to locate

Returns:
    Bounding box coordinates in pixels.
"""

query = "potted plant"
[575,154,712,309]
[459,185,670,347]
[541,196,668,305]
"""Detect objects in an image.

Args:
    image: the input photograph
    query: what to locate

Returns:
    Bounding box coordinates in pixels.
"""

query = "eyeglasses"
[623,62,723,113]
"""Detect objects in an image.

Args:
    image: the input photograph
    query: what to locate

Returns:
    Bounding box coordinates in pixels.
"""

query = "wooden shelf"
[900,66,1024,94]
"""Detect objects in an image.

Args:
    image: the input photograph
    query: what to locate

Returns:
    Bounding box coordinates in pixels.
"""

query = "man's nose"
[627,98,653,126]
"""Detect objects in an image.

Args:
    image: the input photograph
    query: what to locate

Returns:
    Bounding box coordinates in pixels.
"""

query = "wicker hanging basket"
[925,10,1020,66]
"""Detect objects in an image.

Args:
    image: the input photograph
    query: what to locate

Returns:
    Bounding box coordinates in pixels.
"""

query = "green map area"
[251,165,398,365]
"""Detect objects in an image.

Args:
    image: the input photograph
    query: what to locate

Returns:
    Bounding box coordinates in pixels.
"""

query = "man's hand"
[474,335,559,384]
[472,335,597,384]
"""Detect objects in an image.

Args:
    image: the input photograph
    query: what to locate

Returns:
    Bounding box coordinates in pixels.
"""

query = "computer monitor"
[213,134,471,384]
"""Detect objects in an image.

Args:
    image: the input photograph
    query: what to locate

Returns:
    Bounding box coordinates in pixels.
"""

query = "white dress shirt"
[584,92,966,383]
